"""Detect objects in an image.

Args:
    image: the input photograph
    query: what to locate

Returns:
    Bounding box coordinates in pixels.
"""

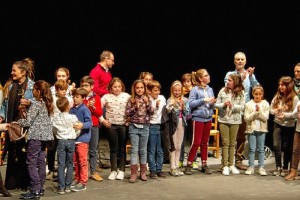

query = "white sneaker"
[245,166,254,175]
[229,165,240,174]
[222,166,230,176]
[259,167,267,176]
[116,171,125,180]
[108,171,118,180]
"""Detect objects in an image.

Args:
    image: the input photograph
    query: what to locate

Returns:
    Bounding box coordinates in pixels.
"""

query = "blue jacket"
[70,103,92,143]
[189,85,215,122]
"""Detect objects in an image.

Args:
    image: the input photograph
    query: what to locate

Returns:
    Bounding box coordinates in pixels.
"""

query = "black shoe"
[20,191,40,199]
[201,164,212,174]
[149,171,158,179]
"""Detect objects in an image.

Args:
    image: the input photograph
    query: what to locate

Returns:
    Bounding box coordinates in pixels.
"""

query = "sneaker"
[54,186,65,195]
[177,168,184,176]
[65,187,71,193]
[222,166,230,176]
[259,167,267,176]
[201,164,212,174]
[71,183,86,192]
[169,168,179,177]
[20,191,40,199]
[40,188,45,196]
[90,172,104,182]
[229,165,240,174]
[280,169,288,177]
[192,162,199,170]
[273,167,282,176]
[149,171,158,179]
[184,164,192,175]
[70,180,79,189]
[245,166,254,175]
[178,161,183,168]
[46,171,54,180]
[116,171,125,180]
[108,171,118,180]
[157,171,166,178]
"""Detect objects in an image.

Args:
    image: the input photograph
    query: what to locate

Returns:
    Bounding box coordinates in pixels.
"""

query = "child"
[184,69,215,175]
[147,80,167,179]
[80,76,103,182]
[50,67,76,98]
[100,77,131,180]
[52,97,79,194]
[166,80,189,176]
[139,72,153,86]
[244,85,270,176]
[17,80,54,199]
[125,79,154,183]
[53,80,74,114]
[270,76,298,176]
[215,74,245,176]
[70,88,92,192]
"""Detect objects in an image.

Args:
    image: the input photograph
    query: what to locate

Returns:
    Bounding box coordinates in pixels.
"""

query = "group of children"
[1,61,300,198]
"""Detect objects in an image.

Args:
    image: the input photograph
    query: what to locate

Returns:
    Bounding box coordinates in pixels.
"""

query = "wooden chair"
[208,108,220,159]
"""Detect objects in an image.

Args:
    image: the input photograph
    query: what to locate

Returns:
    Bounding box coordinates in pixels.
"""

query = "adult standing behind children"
[215,74,245,176]
[184,69,215,175]
[224,52,259,170]
[89,50,115,169]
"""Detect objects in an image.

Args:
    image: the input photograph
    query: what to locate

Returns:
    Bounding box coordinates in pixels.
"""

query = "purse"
[7,122,28,141]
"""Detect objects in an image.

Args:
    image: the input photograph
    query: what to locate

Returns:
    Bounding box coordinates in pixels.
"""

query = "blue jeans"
[129,124,149,165]
[147,124,163,172]
[247,131,266,168]
[89,126,99,173]
[57,139,75,190]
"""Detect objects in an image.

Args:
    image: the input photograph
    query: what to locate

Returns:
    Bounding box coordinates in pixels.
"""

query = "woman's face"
[294,66,300,80]
[11,65,26,82]
[226,77,234,89]
[56,70,68,81]
[111,81,122,96]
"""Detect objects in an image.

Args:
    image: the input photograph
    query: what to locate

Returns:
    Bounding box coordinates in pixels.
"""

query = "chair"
[208,108,220,159]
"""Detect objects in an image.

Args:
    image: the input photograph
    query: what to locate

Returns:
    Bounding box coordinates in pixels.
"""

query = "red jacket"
[83,92,102,126]
[89,63,112,97]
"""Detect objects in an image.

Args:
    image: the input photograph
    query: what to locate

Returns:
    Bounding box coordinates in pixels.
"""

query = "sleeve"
[257,100,270,122]
[82,109,92,130]
[214,88,225,110]
[188,87,206,110]
[17,102,39,127]
[284,96,300,119]
[244,102,257,122]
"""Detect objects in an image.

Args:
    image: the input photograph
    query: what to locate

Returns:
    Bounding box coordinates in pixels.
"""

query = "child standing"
[80,76,103,182]
[70,88,92,192]
[147,80,167,179]
[126,80,154,183]
[17,80,54,199]
[52,97,79,194]
[215,74,245,176]
[184,69,215,175]
[166,80,189,176]
[270,76,298,176]
[244,85,270,176]
[100,77,131,180]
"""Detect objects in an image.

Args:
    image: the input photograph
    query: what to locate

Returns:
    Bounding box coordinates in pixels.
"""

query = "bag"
[7,122,28,141]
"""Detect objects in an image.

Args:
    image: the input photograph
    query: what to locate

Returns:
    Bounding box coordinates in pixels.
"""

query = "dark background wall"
[1,1,300,147]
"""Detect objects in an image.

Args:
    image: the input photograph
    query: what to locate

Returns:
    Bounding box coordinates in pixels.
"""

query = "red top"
[83,92,102,126]
[89,63,112,97]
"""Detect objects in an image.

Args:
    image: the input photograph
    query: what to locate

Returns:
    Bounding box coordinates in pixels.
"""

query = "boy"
[52,97,79,194]
[147,80,167,178]
[80,76,103,181]
[70,88,92,192]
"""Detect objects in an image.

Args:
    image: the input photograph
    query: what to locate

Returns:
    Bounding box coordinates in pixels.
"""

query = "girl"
[244,85,270,176]
[270,76,298,176]
[184,69,215,175]
[17,80,54,199]
[101,77,131,180]
[125,80,154,183]
[50,67,75,98]
[166,80,189,176]
[215,74,245,176]
[139,72,153,86]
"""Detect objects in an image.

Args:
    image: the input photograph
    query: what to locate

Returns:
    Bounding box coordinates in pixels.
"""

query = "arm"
[188,87,207,110]
[17,101,39,127]
[284,96,299,119]
[257,101,270,122]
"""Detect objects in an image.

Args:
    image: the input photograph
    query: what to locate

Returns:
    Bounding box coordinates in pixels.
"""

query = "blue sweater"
[70,103,92,143]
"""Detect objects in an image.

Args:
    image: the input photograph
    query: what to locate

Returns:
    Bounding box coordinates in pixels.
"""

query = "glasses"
[81,84,90,87]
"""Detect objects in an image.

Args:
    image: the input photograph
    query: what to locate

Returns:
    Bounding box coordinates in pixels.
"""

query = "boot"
[285,168,298,181]
[140,164,147,181]
[129,165,138,183]
[0,172,11,197]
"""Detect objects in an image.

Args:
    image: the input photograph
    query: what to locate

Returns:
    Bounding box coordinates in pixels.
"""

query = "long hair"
[13,58,35,80]
[33,80,54,116]
[55,67,71,84]
[272,76,296,111]
[130,79,147,101]
[170,80,183,100]
[191,69,207,87]
[107,77,126,93]
[224,74,244,98]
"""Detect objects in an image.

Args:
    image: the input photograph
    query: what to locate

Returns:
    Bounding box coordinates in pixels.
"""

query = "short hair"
[56,97,69,112]
[147,80,161,91]
[54,79,68,91]
[99,50,114,62]
[181,73,192,82]
[234,52,246,60]
[80,75,94,85]
[72,87,88,98]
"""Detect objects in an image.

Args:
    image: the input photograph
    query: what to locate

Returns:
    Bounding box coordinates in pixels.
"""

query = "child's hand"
[143,96,149,104]
[74,122,83,130]
[255,104,260,111]
[102,119,111,128]
[156,100,161,108]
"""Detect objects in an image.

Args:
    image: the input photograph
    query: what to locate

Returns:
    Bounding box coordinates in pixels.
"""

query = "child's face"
[56,70,68,82]
[173,85,182,98]
[32,88,40,99]
[143,75,152,85]
[111,81,122,96]
[81,82,94,93]
[252,88,263,103]
[183,79,192,87]
[135,82,145,96]
[149,86,160,99]
[278,81,287,94]
[200,71,210,85]
[56,88,66,97]
[226,77,234,89]
[73,94,83,106]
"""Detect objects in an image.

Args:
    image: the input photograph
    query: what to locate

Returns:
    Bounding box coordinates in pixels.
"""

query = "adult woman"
[0,58,35,190]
